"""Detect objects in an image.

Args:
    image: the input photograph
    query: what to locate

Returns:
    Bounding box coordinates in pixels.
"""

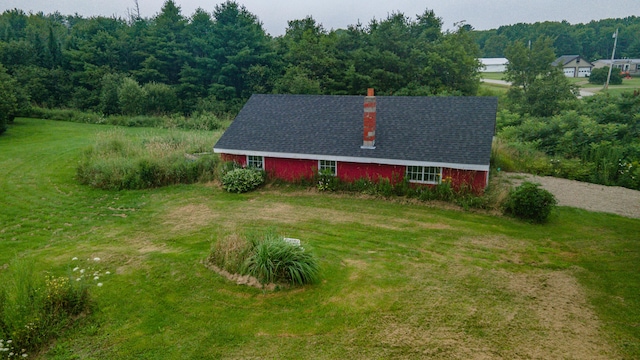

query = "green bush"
[221,168,265,193]
[244,235,320,285]
[504,182,557,223]
[588,66,623,85]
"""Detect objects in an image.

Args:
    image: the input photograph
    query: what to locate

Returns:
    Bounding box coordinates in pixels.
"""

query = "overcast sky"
[1,0,638,35]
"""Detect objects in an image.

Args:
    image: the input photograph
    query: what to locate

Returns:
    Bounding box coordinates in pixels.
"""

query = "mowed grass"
[480,72,506,81]
[1,119,639,359]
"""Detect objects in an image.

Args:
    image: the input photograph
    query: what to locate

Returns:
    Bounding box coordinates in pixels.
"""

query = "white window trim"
[318,160,337,176]
[247,155,264,170]
[406,166,442,184]
[214,148,490,172]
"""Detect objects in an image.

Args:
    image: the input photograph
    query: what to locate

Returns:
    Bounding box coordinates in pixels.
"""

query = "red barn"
[214,90,497,191]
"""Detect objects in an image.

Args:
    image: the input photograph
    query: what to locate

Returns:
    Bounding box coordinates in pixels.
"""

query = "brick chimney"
[362,88,376,149]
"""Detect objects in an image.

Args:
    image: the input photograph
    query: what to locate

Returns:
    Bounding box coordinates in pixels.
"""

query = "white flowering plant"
[0,338,28,359]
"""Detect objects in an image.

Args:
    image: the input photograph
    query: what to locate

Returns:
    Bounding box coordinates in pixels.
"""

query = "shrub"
[504,182,557,223]
[143,82,177,115]
[244,234,319,285]
[221,168,265,193]
[118,77,147,116]
[588,66,623,85]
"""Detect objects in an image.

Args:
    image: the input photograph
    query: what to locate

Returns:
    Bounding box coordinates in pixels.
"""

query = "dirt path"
[505,173,640,219]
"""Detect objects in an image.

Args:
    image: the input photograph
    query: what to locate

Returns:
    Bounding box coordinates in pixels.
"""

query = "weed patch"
[0,257,109,358]
[76,129,218,190]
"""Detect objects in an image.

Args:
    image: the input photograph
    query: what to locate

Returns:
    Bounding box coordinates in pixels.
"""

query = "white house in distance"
[552,55,594,77]
[593,59,640,75]
[479,58,508,72]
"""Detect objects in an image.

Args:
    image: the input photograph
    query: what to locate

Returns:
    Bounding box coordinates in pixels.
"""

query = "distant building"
[593,59,640,75]
[479,58,508,73]
[552,55,594,77]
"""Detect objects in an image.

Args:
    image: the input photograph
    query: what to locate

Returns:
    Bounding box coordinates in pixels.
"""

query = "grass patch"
[480,72,506,81]
[0,118,639,358]
[0,258,96,357]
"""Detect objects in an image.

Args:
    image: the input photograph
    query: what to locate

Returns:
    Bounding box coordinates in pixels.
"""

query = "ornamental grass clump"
[244,235,320,286]
[208,233,320,286]
[208,234,254,275]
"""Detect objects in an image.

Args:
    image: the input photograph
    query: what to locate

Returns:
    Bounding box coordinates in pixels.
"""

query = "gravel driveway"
[505,173,640,219]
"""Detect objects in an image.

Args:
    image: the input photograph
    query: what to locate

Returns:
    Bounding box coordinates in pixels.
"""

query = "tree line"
[0,0,480,126]
[474,16,640,60]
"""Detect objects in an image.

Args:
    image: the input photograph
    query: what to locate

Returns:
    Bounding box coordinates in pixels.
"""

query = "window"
[406,166,441,184]
[247,155,263,169]
[318,160,336,176]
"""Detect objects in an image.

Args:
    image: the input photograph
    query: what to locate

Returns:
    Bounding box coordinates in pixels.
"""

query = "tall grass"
[0,259,90,357]
[76,129,218,190]
[244,233,320,286]
[25,107,231,131]
[208,234,254,275]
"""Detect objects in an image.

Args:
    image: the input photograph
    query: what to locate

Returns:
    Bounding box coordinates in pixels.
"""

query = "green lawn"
[482,71,640,96]
[480,72,506,81]
[1,119,639,359]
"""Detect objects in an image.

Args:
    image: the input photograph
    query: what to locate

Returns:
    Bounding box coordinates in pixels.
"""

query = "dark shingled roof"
[552,55,594,67]
[214,94,497,167]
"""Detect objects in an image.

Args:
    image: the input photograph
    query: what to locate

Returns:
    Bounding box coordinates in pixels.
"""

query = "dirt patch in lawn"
[244,200,452,231]
[373,268,617,359]
[163,203,219,231]
[499,269,618,359]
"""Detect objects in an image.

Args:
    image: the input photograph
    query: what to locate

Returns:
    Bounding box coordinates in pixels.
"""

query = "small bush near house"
[503,182,557,223]
[221,168,265,193]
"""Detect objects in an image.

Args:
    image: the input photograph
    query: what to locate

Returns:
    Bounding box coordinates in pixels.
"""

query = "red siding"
[338,162,405,184]
[442,168,488,192]
[266,157,316,182]
[219,153,488,191]
[221,154,246,165]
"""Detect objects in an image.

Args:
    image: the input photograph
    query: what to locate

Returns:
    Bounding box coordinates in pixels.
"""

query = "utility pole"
[605,28,619,90]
